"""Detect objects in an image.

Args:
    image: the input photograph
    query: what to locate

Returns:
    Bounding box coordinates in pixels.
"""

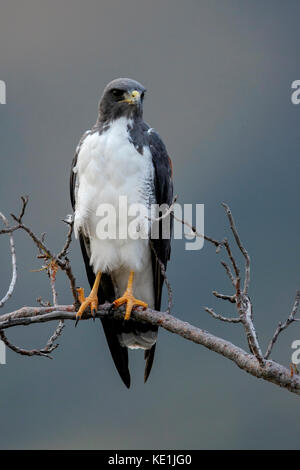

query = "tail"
[79,236,157,387]
[144,345,156,383]
[101,312,157,388]
[101,316,131,388]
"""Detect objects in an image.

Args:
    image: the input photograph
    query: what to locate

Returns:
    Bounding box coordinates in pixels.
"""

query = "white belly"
[74,117,155,308]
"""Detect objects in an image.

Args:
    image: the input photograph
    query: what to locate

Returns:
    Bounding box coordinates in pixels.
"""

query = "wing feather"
[143,126,173,382]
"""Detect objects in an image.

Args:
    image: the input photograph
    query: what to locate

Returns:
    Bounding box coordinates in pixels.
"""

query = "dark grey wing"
[143,126,174,382]
[70,134,130,388]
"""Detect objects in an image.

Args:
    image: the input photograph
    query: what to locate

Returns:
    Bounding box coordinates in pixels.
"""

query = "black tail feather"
[101,317,131,388]
[144,344,156,383]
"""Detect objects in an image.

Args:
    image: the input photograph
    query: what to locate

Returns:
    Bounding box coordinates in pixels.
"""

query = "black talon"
[108,303,116,315]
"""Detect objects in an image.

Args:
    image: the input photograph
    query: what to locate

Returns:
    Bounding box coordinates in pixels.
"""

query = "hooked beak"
[120,90,141,105]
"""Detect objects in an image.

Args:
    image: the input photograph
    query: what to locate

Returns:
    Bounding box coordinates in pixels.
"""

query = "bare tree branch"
[2,196,78,303]
[0,197,300,396]
[49,260,59,307]
[265,291,300,359]
[221,203,251,295]
[45,255,65,357]
[172,212,223,251]
[205,307,241,323]
[239,295,264,364]
[191,203,264,364]
[0,212,17,308]
[0,258,65,359]
[57,214,74,259]
[212,291,236,303]
[0,303,299,395]
[0,328,59,359]
[220,261,236,286]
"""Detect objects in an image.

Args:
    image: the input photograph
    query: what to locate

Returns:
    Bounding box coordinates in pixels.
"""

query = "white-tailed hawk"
[70,78,173,388]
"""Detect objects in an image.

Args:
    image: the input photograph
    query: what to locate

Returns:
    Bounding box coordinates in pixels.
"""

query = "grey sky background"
[0,0,300,449]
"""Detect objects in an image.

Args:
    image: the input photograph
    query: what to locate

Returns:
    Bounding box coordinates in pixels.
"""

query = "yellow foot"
[75,271,102,327]
[113,292,148,321]
[75,287,98,326]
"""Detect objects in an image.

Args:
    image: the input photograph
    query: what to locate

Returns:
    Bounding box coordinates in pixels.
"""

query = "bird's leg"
[75,271,102,326]
[113,270,148,321]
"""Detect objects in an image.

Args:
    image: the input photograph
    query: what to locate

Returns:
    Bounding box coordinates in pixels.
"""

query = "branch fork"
[0,197,299,394]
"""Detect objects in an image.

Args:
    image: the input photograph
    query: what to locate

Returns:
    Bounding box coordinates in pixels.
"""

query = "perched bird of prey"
[70,78,173,387]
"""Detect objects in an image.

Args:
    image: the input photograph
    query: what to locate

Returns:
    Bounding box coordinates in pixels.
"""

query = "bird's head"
[98,78,146,123]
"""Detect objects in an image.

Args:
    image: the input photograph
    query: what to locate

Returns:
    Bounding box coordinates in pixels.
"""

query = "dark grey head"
[98,78,146,123]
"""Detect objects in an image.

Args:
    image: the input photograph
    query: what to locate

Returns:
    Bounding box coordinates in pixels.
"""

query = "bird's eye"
[111,89,124,100]
[141,91,145,100]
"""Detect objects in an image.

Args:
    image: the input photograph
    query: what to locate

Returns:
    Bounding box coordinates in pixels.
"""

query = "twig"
[8,198,78,304]
[10,217,54,260]
[173,213,223,252]
[202,204,263,363]
[150,195,178,222]
[222,203,251,295]
[49,260,58,306]
[222,238,240,288]
[205,307,241,323]
[212,291,236,303]
[57,214,74,259]
[44,320,65,352]
[220,261,236,287]
[47,257,65,355]
[36,297,51,307]
[0,212,17,308]
[16,195,29,222]
[265,291,300,359]
[59,258,78,304]
[239,295,264,364]
[0,329,58,359]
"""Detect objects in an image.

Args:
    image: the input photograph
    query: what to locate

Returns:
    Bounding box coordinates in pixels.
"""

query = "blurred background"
[0,0,300,450]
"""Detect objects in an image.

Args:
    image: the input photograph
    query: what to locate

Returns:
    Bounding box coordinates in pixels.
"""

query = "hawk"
[70,78,173,387]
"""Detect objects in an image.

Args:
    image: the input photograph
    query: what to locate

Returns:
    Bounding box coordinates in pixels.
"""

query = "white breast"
[74,117,155,308]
